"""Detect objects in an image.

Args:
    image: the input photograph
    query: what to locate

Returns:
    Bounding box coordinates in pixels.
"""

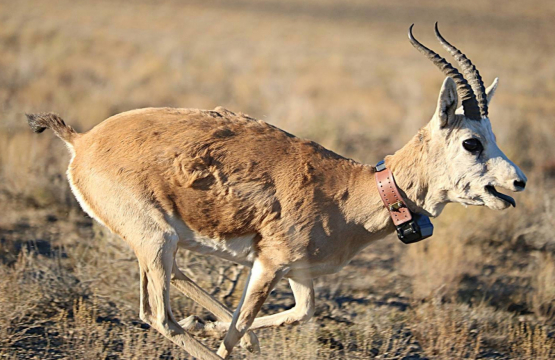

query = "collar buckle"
[389,201,405,211]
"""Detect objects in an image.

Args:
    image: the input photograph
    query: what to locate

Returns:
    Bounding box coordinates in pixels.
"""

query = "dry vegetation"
[1,0,555,359]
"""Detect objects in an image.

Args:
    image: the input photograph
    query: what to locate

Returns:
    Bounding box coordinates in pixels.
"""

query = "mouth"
[485,185,516,207]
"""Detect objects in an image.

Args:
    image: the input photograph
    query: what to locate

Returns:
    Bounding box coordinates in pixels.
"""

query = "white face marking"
[435,115,527,210]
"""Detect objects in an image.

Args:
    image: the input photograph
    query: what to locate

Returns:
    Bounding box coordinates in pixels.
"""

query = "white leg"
[136,233,221,360]
[171,263,259,352]
[217,259,286,358]
[206,277,314,332]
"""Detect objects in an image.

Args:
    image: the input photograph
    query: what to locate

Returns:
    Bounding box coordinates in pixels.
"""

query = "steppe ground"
[1,0,555,359]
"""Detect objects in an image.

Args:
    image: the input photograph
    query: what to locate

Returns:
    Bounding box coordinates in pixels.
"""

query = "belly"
[167,215,256,266]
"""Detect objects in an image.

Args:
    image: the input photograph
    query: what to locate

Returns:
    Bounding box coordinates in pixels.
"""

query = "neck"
[340,128,447,238]
[384,128,447,217]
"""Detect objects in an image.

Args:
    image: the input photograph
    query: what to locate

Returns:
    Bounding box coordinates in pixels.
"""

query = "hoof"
[179,315,205,332]
[240,331,260,353]
[180,316,260,353]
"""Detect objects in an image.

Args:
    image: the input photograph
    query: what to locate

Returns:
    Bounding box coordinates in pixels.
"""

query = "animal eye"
[462,138,483,153]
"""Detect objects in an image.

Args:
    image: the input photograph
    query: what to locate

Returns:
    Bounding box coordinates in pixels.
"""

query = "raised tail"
[26,113,78,144]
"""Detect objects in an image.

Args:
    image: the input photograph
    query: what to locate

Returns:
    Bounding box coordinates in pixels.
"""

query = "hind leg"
[135,231,221,360]
[171,263,260,353]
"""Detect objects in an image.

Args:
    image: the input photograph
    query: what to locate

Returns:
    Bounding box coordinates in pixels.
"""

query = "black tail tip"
[26,113,47,133]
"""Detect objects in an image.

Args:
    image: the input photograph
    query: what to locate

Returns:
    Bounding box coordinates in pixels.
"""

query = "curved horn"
[434,22,488,119]
[408,24,481,120]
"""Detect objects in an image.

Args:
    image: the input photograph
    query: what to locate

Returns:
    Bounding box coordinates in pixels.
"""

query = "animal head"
[410,24,527,211]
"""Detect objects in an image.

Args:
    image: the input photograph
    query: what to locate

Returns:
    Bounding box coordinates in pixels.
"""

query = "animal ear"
[434,77,458,128]
[486,77,499,104]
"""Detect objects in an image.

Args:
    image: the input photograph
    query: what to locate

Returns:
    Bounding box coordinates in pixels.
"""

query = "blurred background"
[1,0,555,358]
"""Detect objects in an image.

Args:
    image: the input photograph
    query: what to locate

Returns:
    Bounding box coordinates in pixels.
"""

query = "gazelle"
[26,24,526,359]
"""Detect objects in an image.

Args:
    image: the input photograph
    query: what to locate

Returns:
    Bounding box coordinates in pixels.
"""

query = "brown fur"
[69,107,392,267]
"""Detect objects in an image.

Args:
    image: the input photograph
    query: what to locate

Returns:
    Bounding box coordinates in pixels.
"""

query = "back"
[70,107,363,241]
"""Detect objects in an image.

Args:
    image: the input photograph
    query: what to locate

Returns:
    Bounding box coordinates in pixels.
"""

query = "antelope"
[26,24,527,359]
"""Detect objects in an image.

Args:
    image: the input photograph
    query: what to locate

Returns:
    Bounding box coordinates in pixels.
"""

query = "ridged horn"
[434,22,488,119]
[408,24,481,120]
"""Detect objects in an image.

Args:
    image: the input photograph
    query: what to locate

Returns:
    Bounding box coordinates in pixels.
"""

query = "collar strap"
[374,160,412,226]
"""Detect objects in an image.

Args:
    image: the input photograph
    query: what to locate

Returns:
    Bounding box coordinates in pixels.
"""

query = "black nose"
[514,180,526,190]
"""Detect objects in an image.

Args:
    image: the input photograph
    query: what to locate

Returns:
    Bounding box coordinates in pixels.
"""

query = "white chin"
[455,193,512,210]
[455,196,484,207]
[485,197,511,210]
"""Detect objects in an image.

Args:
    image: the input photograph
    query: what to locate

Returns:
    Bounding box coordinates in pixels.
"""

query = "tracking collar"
[375,160,434,244]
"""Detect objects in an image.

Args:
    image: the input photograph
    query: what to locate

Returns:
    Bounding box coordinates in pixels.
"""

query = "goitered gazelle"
[26,24,526,359]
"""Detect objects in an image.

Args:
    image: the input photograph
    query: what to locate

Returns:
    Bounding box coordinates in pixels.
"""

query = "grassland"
[1,0,555,359]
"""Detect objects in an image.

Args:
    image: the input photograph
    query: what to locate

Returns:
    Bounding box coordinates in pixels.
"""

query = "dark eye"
[462,138,483,153]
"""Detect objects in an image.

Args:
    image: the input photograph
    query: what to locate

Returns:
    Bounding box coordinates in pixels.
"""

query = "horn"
[434,22,488,118]
[408,24,481,120]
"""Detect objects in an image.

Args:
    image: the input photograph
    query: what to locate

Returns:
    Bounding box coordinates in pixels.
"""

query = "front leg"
[206,277,314,333]
[217,259,287,358]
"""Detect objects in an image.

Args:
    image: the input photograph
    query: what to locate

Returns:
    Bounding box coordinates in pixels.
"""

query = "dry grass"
[411,301,482,359]
[401,213,482,299]
[530,254,555,322]
[1,0,555,358]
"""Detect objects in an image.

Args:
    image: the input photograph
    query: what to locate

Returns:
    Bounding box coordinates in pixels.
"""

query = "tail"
[26,113,78,144]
